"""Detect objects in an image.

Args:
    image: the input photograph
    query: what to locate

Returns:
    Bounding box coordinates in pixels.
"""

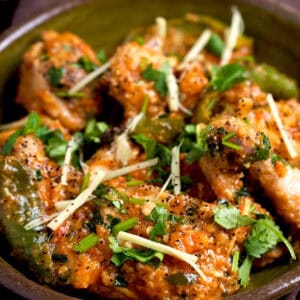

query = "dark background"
[0,0,299,299]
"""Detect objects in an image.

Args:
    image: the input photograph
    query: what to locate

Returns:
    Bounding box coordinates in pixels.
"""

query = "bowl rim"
[0,0,299,299]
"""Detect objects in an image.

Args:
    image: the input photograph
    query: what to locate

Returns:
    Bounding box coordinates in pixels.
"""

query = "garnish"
[183,124,213,164]
[142,64,168,96]
[271,154,288,166]
[231,251,240,273]
[266,93,297,159]
[76,56,97,72]
[171,144,181,195]
[238,255,253,288]
[221,132,242,150]
[213,205,253,230]
[61,132,83,185]
[112,217,138,235]
[109,235,164,268]
[156,17,167,40]
[69,61,110,94]
[134,36,145,45]
[47,66,63,87]
[84,117,109,144]
[180,29,212,67]
[221,6,244,65]
[97,49,107,63]
[234,186,249,202]
[250,132,270,161]
[116,231,207,281]
[210,63,246,92]
[73,233,99,253]
[206,32,224,57]
[244,218,295,260]
[145,207,178,240]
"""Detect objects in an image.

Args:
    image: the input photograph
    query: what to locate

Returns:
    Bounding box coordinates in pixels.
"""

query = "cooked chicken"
[17,31,101,131]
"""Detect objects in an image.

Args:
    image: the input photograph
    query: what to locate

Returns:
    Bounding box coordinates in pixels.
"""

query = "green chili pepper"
[248,64,298,99]
[133,116,184,145]
[0,157,56,284]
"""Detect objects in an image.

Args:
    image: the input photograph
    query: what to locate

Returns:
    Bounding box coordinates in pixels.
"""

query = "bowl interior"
[0,0,299,299]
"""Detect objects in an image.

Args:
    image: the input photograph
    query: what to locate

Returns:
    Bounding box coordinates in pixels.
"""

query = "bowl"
[0,0,299,299]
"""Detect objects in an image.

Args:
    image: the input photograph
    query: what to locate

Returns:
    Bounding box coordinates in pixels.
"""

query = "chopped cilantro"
[2,112,50,155]
[234,186,249,202]
[184,125,213,164]
[135,36,145,45]
[210,63,245,92]
[222,132,242,151]
[145,207,180,240]
[271,153,288,166]
[109,236,164,267]
[206,32,224,57]
[77,56,97,72]
[73,233,99,253]
[213,205,254,230]
[231,251,240,273]
[239,256,253,288]
[84,117,109,144]
[112,217,138,235]
[133,134,171,167]
[81,173,91,191]
[47,66,63,87]
[142,64,168,96]
[97,48,107,63]
[1,129,23,155]
[250,132,270,161]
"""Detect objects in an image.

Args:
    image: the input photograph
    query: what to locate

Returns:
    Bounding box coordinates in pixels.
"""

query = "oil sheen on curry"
[0,8,299,300]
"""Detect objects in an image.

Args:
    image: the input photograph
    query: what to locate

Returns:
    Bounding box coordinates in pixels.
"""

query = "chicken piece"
[17,31,101,131]
[101,41,176,120]
[12,134,82,210]
[198,116,265,201]
[251,159,300,228]
[248,98,300,167]
[179,61,208,110]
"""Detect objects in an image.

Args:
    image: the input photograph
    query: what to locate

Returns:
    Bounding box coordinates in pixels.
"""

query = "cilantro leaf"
[84,117,109,144]
[250,132,270,161]
[97,49,107,63]
[109,236,164,267]
[47,66,63,87]
[142,65,168,96]
[132,133,157,159]
[210,63,245,92]
[206,32,224,57]
[1,112,49,155]
[271,153,288,166]
[182,125,213,165]
[77,56,97,72]
[244,218,296,259]
[214,205,254,230]
[239,256,253,288]
[145,207,178,240]
[234,186,249,202]
[1,129,23,155]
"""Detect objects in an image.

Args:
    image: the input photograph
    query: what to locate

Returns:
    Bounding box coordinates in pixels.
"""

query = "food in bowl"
[0,7,299,299]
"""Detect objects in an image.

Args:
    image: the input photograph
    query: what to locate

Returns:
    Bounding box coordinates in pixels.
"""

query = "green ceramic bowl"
[0,0,299,299]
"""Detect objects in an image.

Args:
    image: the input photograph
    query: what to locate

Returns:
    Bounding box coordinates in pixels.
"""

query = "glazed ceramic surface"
[0,0,299,299]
